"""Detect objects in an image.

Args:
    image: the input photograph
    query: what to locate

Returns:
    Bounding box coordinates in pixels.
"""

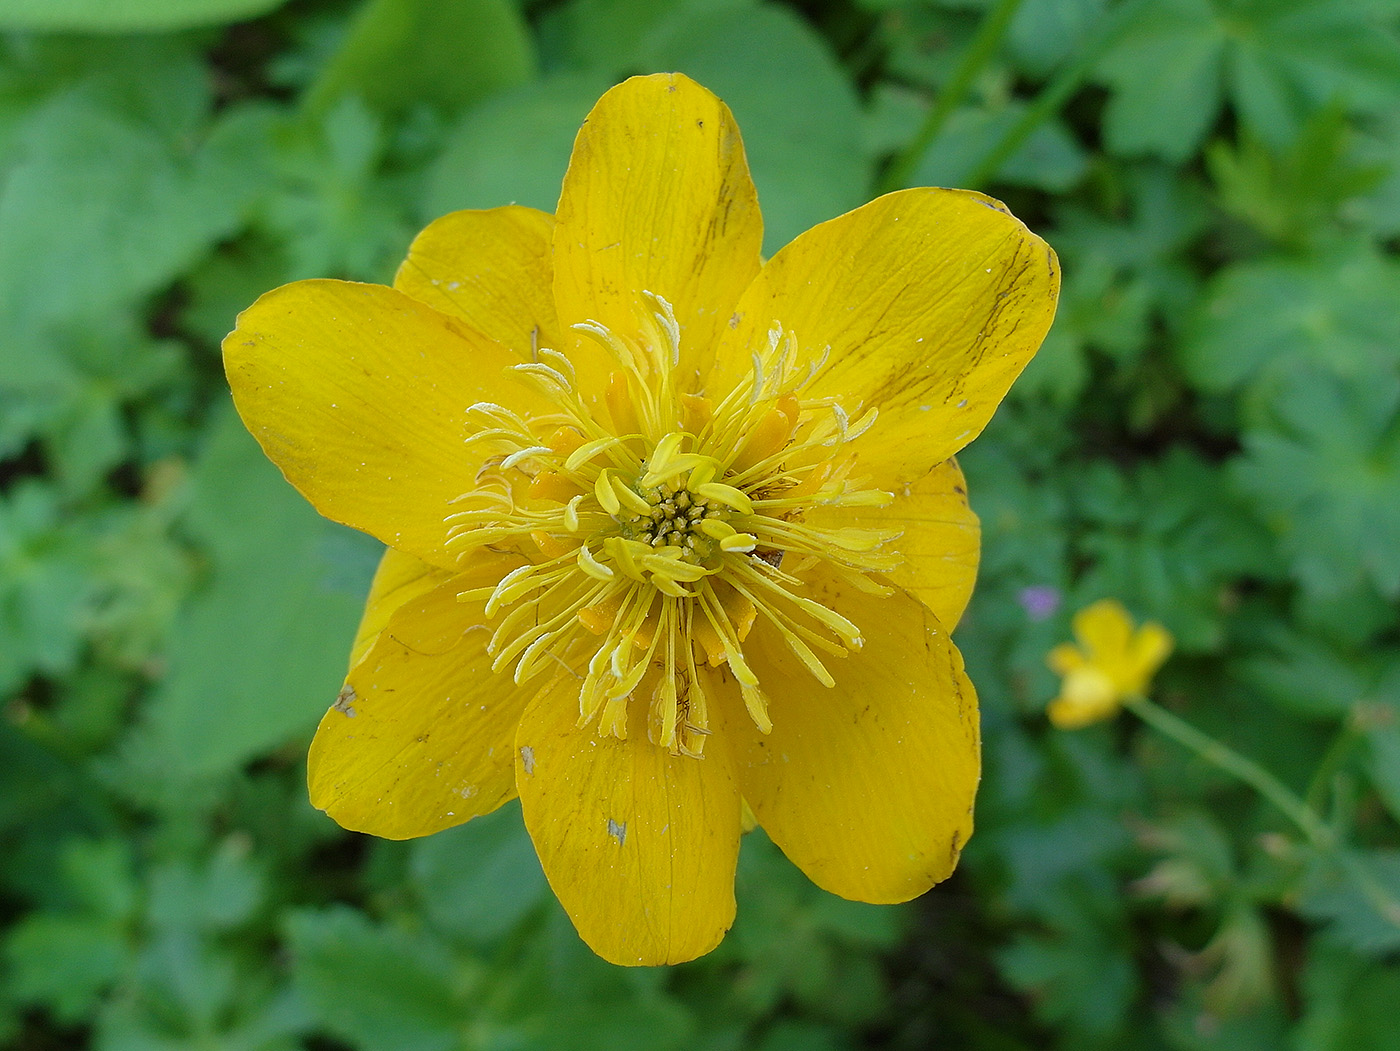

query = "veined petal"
[307,549,530,840]
[722,566,979,904]
[714,188,1059,485]
[225,279,547,569]
[553,73,763,384]
[393,205,569,362]
[348,547,453,668]
[803,458,979,630]
[515,671,743,966]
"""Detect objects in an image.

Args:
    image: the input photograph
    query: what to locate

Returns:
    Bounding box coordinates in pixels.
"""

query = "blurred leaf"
[1207,104,1387,249]
[1361,671,1400,823]
[306,0,534,118]
[1008,0,1105,77]
[259,97,413,281]
[1076,449,1275,651]
[1235,630,1375,720]
[1299,851,1400,957]
[0,481,93,691]
[422,73,610,219]
[1,839,137,1024]
[112,409,377,789]
[1097,0,1400,160]
[1296,946,1400,1051]
[548,0,753,76]
[1180,247,1400,396]
[0,0,286,31]
[913,100,1087,192]
[147,838,266,934]
[409,799,548,946]
[1232,364,1400,600]
[998,902,1137,1037]
[0,43,268,379]
[286,906,470,1051]
[641,3,868,252]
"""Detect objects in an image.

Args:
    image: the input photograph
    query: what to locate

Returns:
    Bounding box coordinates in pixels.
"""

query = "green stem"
[965,0,1152,188]
[877,0,1025,195]
[1125,695,1400,930]
[1123,695,1333,849]
[1304,720,1362,815]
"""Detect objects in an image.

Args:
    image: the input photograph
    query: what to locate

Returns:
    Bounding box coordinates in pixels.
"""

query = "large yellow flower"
[223,74,1059,965]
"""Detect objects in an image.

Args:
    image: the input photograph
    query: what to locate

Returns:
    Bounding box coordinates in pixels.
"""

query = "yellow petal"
[348,547,453,668]
[515,671,743,965]
[307,549,529,840]
[804,458,979,630]
[722,568,980,904]
[552,73,763,384]
[1073,599,1133,658]
[1047,667,1121,729]
[224,279,546,569]
[713,188,1059,486]
[393,205,569,362]
[1125,621,1174,691]
[1046,642,1087,676]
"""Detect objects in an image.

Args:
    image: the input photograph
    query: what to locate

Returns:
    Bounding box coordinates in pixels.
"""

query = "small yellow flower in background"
[1047,599,1173,729]
[224,73,1059,965]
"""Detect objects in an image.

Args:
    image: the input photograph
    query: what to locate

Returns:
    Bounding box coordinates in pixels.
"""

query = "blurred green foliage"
[2,0,1400,1048]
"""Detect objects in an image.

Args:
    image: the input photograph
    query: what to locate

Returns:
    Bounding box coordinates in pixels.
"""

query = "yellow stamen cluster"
[445,292,901,755]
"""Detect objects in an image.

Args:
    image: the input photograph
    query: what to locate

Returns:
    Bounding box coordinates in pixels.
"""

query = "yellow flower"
[1047,600,1173,729]
[223,73,1059,965]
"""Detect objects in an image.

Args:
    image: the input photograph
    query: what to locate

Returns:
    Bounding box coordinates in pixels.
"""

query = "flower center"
[627,482,719,555]
[443,292,898,756]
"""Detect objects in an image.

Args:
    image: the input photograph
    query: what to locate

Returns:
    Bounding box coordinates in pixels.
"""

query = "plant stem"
[877,0,1025,195]
[965,0,1151,187]
[1125,694,1400,929]
[1123,694,1333,849]
[1304,719,1362,814]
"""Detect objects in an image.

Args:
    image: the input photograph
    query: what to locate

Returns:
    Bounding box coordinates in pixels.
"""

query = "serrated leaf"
[1231,364,1400,599]
[1181,248,1400,395]
[1098,0,1400,159]
[1299,851,1400,957]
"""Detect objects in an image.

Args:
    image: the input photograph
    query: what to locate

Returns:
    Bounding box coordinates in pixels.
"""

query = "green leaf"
[1180,247,1400,396]
[0,0,287,31]
[3,913,128,1023]
[998,907,1137,1037]
[286,906,470,1051]
[1231,364,1400,599]
[147,839,266,934]
[1095,0,1227,161]
[421,73,611,220]
[547,0,754,76]
[409,799,548,946]
[0,481,93,691]
[1298,851,1400,957]
[0,43,269,382]
[640,3,868,253]
[908,99,1087,192]
[306,0,534,118]
[1096,0,1400,159]
[112,409,377,789]
[1296,946,1400,1051]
